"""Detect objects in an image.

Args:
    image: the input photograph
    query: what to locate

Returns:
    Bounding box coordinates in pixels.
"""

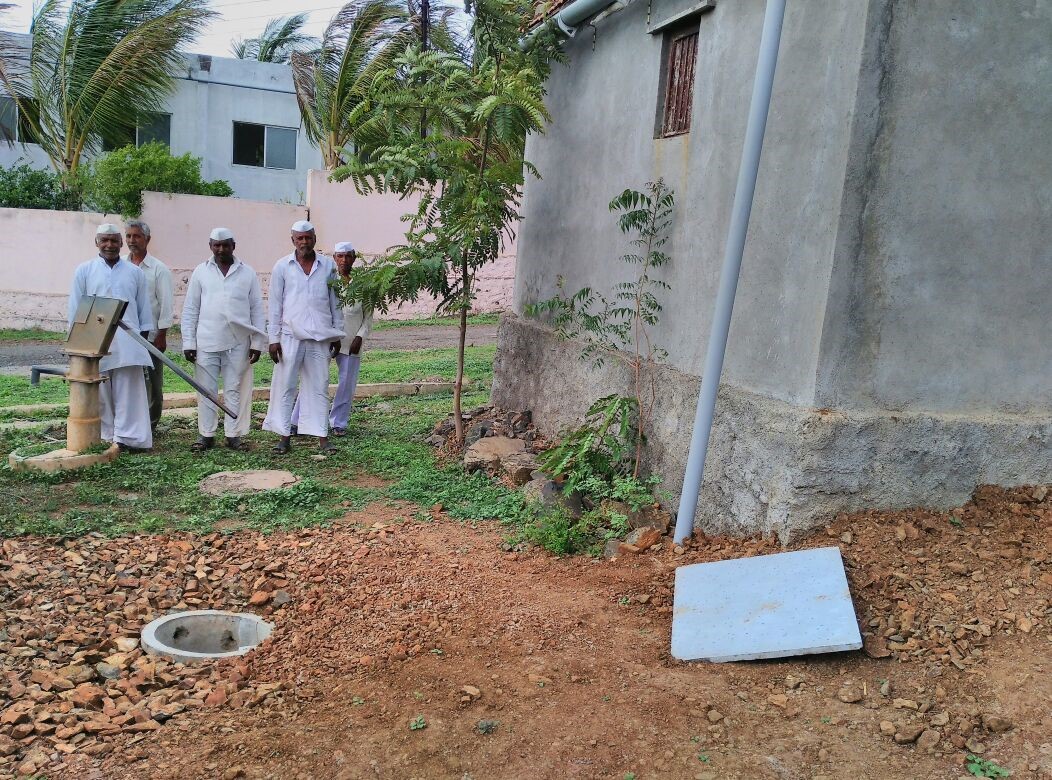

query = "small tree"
[85,142,234,217]
[527,180,675,477]
[331,0,561,444]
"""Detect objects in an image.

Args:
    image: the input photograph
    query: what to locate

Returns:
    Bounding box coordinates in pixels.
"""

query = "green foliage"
[84,142,234,217]
[0,0,216,174]
[514,505,631,557]
[966,755,1011,778]
[538,394,637,498]
[0,163,83,210]
[291,0,461,169]
[526,180,675,476]
[232,14,317,63]
[331,0,562,437]
[0,327,66,342]
[409,715,427,730]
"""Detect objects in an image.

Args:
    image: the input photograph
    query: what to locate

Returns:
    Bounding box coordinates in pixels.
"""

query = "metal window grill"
[662,30,698,137]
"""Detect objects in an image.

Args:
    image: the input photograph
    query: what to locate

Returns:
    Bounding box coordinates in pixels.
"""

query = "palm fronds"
[231,13,317,64]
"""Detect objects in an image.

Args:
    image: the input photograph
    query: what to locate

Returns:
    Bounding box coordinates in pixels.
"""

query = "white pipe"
[522,0,622,46]
[673,0,788,544]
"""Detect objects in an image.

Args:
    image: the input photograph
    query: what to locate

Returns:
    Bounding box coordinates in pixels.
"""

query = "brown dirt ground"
[2,486,1049,780]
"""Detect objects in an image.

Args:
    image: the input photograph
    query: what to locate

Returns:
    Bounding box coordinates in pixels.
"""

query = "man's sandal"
[190,436,215,452]
[319,442,337,454]
[226,437,251,451]
[331,427,347,437]
[272,439,291,455]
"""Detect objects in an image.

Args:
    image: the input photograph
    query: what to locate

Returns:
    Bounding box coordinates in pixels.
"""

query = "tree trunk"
[452,262,470,445]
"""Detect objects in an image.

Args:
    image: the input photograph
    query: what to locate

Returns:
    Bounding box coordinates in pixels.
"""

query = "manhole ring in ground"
[141,610,274,664]
[198,469,300,496]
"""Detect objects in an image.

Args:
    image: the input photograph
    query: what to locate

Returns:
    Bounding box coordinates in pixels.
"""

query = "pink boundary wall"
[0,169,516,329]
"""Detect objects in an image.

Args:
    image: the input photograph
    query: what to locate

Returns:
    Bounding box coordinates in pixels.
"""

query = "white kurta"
[263,253,344,438]
[130,254,174,341]
[68,256,154,449]
[181,257,266,438]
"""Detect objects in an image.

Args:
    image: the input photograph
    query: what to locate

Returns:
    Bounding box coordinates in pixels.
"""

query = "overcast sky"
[2,1,349,58]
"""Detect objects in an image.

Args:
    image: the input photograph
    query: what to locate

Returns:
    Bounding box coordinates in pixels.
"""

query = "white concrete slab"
[671,546,862,662]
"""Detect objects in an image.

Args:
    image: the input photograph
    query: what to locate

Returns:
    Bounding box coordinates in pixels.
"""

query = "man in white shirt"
[262,220,344,454]
[181,228,266,452]
[68,224,154,452]
[124,220,173,430]
[291,242,371,437]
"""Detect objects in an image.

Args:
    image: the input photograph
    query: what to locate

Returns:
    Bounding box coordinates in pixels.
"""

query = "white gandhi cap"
[334,242,354,253]
[210,227,234,241]
[291,220,315,232]
[96,223,121,235]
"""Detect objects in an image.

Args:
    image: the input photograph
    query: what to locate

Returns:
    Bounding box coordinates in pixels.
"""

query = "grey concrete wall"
[495,316,1052,540]
[500,0,1052,536]
[517,0,872,406]
[816,0,1052,416]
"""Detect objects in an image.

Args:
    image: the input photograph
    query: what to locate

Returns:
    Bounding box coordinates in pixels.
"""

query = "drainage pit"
[141,610,273,664]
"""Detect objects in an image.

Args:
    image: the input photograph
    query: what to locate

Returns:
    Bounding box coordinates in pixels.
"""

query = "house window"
[232,121,297,170]
[658,27,699,137]
[0,96,39,144]
[101,112,170,151]
[137,113,171,146]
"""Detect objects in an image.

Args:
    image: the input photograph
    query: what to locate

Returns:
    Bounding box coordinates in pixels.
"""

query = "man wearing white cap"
[124,219,173,430]
[68,224,154,452]
[291,242,371,436]
[262,220,344,454]
[181,228,266,452]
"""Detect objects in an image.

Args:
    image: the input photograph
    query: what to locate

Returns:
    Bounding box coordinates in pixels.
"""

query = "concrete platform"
[671,546,862,663]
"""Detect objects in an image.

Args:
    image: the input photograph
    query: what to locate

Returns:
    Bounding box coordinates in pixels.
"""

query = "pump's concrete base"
[8,443,119,473]
[492,316,1052,541]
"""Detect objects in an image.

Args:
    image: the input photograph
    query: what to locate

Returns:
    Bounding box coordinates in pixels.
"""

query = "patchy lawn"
[0,388,524,538]
[0,345,497,409]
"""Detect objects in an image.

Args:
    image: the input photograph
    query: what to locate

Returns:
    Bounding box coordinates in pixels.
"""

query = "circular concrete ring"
[8,443,120,473]
[141,610,273,664]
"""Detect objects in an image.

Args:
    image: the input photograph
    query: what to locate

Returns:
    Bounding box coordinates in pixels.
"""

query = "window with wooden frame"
[658,26,699,137]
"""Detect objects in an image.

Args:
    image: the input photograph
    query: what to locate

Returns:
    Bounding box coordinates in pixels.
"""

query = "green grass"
[0,327,66,343]
[0,345,496,409]
[0,384,530,538]
[372,313,500,330]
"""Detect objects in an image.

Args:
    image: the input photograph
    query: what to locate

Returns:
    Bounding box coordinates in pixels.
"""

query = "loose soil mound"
[0,487,1048,779]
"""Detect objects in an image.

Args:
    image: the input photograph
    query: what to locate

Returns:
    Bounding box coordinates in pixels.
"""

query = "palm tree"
[291,0,462,170]
[0,0,214,176]
[231,14,318,64]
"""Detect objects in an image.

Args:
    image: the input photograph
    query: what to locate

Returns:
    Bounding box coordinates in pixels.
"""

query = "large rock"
[522,477,583,516]
[501,452,540,485]
[625,526,662,550]
[199,470,300,496]
[463,436,525,472]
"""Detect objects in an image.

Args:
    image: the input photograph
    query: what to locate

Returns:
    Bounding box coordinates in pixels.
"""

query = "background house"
[0,36,322,204]
[494,0,1052,539]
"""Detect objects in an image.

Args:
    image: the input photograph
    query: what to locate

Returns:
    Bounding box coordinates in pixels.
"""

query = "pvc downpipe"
[672,0,788,544]
[522,0,622,46]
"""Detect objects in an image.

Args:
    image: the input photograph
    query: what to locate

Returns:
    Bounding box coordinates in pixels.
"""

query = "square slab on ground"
[671,546,862,662]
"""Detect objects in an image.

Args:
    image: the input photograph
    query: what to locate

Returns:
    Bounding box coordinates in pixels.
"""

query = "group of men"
[68,219,372,455]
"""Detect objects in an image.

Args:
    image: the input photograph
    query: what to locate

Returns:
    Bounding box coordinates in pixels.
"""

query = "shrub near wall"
[85,142,234,218]
[0,164,83,211]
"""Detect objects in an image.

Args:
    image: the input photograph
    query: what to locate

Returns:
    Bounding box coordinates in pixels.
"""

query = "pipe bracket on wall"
[557,15,578,36]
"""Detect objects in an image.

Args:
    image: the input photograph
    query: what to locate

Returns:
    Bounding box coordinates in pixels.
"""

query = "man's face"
[96,233,122,261]
[291,230,316,256]
[334,251,356,275]
[210,238,235,263]
[125,226,149,256]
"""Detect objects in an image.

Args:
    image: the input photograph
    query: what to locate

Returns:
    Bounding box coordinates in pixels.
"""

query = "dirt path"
[3,486,1048,780]
[0,324,499,375]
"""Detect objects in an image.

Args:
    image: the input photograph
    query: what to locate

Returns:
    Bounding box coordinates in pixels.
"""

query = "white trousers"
[99,365,152,449]
[262,334,330,437]
[195,345,253,438]
[291,352,361,430]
